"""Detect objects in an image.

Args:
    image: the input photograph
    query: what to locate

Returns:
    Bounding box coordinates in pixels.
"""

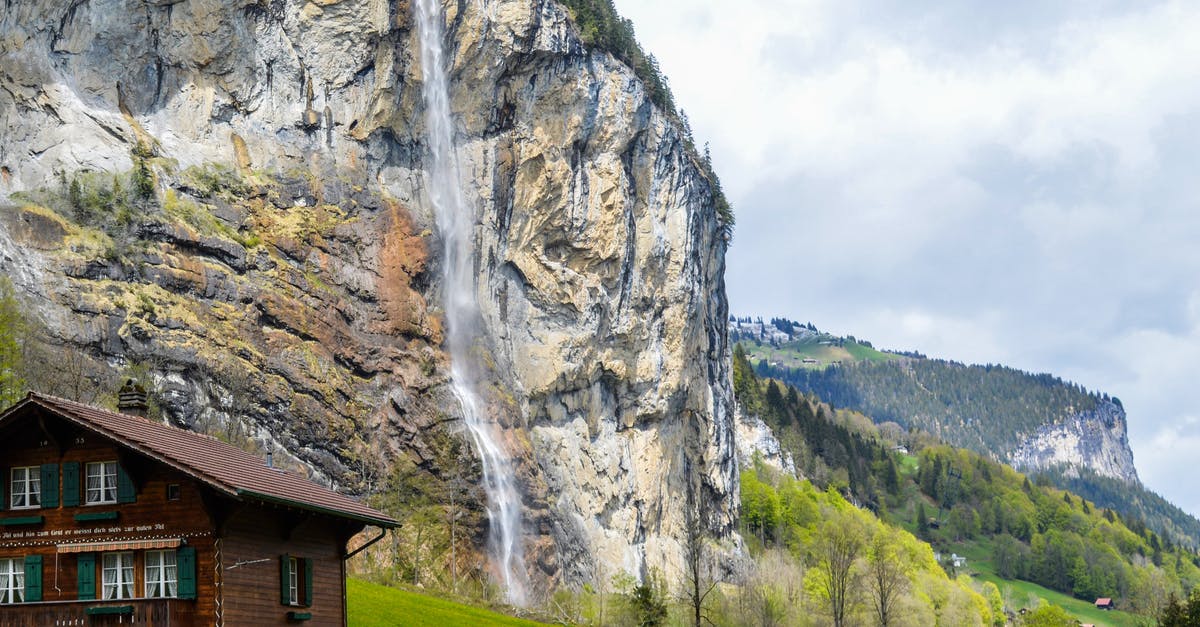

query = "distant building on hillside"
[1095,598,1114,610]
[0,389,397,626]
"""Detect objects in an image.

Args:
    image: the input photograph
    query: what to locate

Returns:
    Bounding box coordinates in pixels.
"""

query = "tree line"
[732,344,1200,620]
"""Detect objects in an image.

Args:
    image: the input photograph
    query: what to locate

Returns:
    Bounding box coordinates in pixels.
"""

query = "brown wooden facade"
[0,393,396,626]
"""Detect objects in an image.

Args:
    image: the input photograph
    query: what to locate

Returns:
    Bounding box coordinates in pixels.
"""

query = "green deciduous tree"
[866,527,908,626]
[0,277,26,407]
[812,510,865,627]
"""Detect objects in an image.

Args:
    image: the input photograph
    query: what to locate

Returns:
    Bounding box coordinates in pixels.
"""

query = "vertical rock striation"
[0,0,737,590]
[1009,400,1139,484]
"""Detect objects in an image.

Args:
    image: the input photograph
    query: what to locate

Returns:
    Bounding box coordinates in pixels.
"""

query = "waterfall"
[412,0,530,606]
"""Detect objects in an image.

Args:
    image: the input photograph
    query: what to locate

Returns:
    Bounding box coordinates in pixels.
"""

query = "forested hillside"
[733,345,1200,622]
[1037,464,1200,552]
[764,356,1100,453]
[738,326,1200,551]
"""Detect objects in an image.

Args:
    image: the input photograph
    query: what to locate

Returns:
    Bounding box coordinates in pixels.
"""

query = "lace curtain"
[102,553,133,600]
[145,551,178,598]
[0,560,23,604]
[87,466,103,504]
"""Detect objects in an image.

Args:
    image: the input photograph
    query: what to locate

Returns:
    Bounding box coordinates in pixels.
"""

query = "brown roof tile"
[4,392,397,528]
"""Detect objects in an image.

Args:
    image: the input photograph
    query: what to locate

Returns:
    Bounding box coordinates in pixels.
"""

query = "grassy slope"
[950,539,1148,627]
[740,336,899,370]
[883,466,1146,626]
[347,579,550,627]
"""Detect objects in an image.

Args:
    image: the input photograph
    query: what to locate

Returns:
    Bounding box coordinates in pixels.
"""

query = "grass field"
[951,540,1150,627]
[347,579,550,627]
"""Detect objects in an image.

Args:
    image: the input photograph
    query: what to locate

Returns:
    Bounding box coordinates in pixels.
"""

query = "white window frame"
[85,461,118,505]
[144,550,177,599]
[10,467,40,510]
[0,558,23,604]
[288,557,299,605]
[101,552,134,600]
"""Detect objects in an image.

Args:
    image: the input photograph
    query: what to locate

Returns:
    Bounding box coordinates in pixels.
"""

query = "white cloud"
[615,0,1200,516]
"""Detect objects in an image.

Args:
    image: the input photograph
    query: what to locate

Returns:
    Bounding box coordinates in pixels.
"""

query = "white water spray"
[413,0,530,606]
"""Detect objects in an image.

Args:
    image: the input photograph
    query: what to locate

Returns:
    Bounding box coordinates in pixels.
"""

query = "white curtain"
[103,554,118,599]
[145,551,178,597]
[165,551,177,597]
[119,553,133,599]
[0,567,10,604]
[105,466,118,502]
[88,466,102,503]
[11,468,29,508]
[146,558,161,598]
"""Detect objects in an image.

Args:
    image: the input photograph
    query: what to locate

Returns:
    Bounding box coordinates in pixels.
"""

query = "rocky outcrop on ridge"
[1009,400,1139,484]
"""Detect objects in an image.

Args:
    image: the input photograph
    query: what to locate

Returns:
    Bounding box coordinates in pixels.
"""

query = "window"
[280,554,311,607]
[288,557,299,605]
[0,559,23,604]
[10,467,40,509]
[166,484,181,501]
[101,552,134,600]
[86,462,118,505]
[145,550,177,598]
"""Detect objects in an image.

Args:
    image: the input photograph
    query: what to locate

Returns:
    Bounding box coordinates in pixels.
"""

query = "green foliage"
[132,141,156,200]
[740,464,990,625]
[736,348,890,507]
[910,443,1198,606]
[180,163,250,200]
[0,277,27,407]
[731,356,1199,620]
[627,572,668,627]
[559,0,674,114]
[1159,590,1200,627]
[1038,463,1200,551]
[1020,602,1077,627]
[762,346,1199,550]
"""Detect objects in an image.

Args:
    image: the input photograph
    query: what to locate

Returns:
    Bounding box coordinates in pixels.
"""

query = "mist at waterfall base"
[413,0,531,606]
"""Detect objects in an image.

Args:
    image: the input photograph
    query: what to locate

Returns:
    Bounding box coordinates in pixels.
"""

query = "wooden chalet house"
[0,391,397,626]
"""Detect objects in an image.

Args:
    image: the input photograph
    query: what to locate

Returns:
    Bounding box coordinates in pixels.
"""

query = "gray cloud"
[616,0,1200,518]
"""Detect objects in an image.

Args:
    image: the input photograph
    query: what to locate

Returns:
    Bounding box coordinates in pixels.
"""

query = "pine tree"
[916,503,930,539]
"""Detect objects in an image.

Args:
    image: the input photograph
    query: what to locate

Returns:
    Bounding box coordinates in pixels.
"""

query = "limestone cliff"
[1009,400,1139,484]
[0,0,736,591]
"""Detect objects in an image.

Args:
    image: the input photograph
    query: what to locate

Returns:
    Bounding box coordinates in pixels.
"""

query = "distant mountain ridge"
[732,315,1200,548]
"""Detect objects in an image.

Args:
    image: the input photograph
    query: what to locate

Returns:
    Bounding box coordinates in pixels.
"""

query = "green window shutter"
[62,462,80,507]
[116,465,135,503]
[40,463,59,508]
[77,553,96,599]
[303,557,313,607]
[24,555,43,601]
[280,554,291,605]
[1,466,6,511]
[177,546,197,599]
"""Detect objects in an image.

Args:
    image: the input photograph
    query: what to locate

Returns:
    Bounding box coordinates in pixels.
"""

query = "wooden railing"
[0,598,193,626]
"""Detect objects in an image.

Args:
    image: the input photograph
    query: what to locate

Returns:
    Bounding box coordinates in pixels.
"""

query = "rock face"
[0,0,736,591]
[734,407,795,477]
[1009,400,1139,484]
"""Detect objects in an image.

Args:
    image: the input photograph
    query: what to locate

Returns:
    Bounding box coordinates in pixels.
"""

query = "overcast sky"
[612,0,1200,518]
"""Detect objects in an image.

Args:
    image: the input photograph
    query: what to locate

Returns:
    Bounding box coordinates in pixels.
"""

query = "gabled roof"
[2,392,397,528]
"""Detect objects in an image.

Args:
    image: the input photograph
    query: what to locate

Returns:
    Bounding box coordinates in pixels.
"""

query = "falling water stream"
[413,0,530,606]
